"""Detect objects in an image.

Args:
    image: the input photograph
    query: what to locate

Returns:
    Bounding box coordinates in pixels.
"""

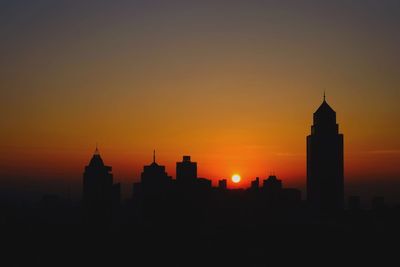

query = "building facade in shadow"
[176,156,197,185]
[140,150,172,191]
[307,95,344,210]
[82,147,120,222]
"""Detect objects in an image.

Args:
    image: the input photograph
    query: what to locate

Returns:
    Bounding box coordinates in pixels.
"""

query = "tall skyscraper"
[307,95,344,210]
[83,147,120,220]
[263,175,282,192]
[140,150,172,189]
[176,156,197,184]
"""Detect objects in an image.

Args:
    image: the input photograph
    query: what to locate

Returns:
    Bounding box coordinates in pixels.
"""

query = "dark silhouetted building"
[247,174,302,206]
[307,95,344,210]
[197,177,212,189]
[83,147,120,221]
[218,179,227,190]
[251,177,260,190]
[131,151,174,220]
[176,156,197,184]
[138,150,172,192]
[263,175,282,191]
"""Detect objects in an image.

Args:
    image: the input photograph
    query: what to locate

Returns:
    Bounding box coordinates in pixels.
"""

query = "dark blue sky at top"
[1,0,399,83]
[1,0,400,45]
[1,0,399,102]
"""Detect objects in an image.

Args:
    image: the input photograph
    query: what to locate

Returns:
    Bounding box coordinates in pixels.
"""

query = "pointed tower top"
[88,143,104,167]
[149,149,160,167]
[323,91,326,101]
[315,99,335,115]
[94,143,100,155]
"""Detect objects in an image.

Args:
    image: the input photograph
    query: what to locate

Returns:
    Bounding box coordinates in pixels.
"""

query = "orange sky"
[0,1,399,200]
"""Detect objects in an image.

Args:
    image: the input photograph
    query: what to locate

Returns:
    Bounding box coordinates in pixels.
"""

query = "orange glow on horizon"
[0,1,399,200]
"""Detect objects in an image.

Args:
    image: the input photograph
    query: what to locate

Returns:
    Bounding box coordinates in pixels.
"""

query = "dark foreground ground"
[2,210,400,267]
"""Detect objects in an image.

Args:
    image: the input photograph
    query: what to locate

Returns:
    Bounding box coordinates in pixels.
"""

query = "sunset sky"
[1,1,399,200]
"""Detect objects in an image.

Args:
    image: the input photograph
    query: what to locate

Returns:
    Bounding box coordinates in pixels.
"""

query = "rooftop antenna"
[95,142,99,155]
[153,149,156,163]
[323,91,326,101]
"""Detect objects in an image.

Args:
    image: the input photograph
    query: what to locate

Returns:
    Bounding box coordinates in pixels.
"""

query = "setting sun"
[231,174,241,183]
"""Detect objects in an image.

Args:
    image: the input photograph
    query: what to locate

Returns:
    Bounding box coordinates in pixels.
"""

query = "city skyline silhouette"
[2,2,400,204]
[1,94,399,206]
[1,1,400,266]
[2,95,399,266]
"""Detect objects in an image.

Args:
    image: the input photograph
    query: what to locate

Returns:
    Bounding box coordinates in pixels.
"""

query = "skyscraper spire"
[153,149,156,163]
[94,143,99,155]
[307,95,344,210]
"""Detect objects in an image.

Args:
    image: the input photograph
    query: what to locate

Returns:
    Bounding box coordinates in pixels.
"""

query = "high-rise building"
[83,147,120,220]
[218,179,227,190]
[176,155,197,184]
[263,175,282,191]
[307,95,344,210]
[251,177,260,190]
[140,150,172,189]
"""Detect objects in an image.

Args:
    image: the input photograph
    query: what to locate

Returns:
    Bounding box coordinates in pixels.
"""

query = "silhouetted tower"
[176,156,197,184]
[251,177,260,190]
[263,175,282,191]
[218,179,227,190]
[141,150,172,189]
[307,95,344,210]
[83,146,120,220]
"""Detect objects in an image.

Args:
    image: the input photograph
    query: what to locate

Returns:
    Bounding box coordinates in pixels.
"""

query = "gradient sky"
[1,0,399,201]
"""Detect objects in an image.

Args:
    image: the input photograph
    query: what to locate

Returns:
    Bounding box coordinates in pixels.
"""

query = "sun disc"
[232,174,241,183]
